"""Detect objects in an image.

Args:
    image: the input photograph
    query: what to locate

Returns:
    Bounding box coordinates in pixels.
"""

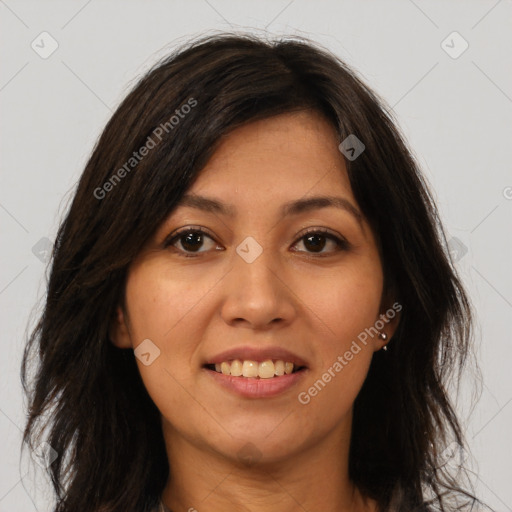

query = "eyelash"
[163,226,350,258]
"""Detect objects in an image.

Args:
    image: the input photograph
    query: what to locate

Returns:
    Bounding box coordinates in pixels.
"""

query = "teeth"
[242,360,259,378]
[221,362,231,375]
[258,360,275,379]
[230,359,243,377]
[211,359,300,378]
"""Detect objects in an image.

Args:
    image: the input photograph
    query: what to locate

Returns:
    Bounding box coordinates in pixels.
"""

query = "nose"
[220,246,296,330]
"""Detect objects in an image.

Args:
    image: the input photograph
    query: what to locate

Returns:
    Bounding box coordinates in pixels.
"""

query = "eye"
[163,227,223,257]
[163,226,349,257]
[291,228,349,255]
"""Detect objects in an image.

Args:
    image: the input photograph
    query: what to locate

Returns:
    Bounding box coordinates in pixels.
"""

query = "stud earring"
[378,332,388,351]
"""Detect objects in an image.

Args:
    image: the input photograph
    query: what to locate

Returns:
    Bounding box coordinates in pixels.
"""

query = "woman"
[22,33,483,512]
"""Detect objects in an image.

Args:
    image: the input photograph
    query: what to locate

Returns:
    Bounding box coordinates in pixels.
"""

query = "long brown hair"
[22,33,481,511]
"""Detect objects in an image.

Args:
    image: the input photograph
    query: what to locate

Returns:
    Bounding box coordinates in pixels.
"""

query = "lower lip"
[205,368,307,398]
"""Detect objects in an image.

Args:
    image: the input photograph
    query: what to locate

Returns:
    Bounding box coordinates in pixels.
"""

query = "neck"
[159,420,375,512]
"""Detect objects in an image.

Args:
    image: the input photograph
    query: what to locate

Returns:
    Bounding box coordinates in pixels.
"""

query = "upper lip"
[204,346,309,368]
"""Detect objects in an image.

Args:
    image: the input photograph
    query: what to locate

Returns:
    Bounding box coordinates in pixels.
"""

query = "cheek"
[302,262,383,353]
[324,284,382,348]
[293,261,382,416]
[122,265,206,413]
[124,264,213,341]
[124,259,232,380]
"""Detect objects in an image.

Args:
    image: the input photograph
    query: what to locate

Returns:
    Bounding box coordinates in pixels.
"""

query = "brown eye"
[164,228,222,257]
[303,233,327,252]
[180,231,205,252]
[292,229,349,255]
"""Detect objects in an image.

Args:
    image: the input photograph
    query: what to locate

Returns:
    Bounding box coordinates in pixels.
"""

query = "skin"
[111,110,399,512]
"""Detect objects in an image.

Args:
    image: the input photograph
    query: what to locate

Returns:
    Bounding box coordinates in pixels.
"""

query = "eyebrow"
[177,193,363,226]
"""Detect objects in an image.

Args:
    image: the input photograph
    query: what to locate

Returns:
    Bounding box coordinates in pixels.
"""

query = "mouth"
[204,359,307,379]
[203,347,309,398]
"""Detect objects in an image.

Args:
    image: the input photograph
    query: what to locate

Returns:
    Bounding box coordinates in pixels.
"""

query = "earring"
[378,332,388,351]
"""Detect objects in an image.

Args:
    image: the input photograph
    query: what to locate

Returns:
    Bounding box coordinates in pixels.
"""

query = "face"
[111,110,398,466]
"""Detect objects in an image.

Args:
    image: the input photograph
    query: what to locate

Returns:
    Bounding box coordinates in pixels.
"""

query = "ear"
[376,290,402,348]
[109,305,133,349]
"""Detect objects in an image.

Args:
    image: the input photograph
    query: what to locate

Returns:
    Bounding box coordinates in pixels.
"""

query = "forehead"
[188,111,354,204]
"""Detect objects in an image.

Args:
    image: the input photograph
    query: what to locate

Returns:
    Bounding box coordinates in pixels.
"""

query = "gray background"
[1,0,511,510]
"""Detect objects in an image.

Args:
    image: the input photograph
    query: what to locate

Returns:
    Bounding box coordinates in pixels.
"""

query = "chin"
[210,423,308,465]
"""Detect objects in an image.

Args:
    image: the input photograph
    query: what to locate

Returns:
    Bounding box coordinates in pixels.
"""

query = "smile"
[203,346,309,397]
[206,359,304,379]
